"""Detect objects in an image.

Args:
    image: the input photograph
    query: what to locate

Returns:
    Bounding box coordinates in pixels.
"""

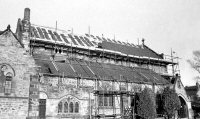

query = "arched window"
[69,102,74,113]
[64,102,68,113]
[5,72,13,95]
[58,102,63,113]
[0,64,15,95]
[75,102,79,113]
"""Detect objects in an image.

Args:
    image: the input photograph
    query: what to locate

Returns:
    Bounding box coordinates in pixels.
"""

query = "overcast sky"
[1,0,200,86]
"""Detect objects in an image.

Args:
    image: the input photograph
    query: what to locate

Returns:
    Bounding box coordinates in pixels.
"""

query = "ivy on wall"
[136,87,156,119]
[162,87,181,119]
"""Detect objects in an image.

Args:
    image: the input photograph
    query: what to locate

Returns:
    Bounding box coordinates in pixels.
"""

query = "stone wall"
[0,31,38,119]
[0,98,28,119]
[39,76,94,118]
[38,74,166,119]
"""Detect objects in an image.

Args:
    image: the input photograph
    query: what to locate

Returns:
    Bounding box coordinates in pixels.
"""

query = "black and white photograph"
[0,0,200,119]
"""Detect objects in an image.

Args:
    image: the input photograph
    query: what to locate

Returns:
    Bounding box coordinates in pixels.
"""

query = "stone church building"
[0,8,193,119]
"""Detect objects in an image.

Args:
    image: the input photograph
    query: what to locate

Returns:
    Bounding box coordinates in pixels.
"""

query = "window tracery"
[69,102,74,113]
[75,102,79,113]
[58,102,62,113]
[0,64,14,95]
[57,98,79,114]
[64,102,68,113]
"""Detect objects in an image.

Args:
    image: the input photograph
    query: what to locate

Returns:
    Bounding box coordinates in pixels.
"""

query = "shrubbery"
[162,87,181,119]
[136,87,156,119]
[134,87,181,119]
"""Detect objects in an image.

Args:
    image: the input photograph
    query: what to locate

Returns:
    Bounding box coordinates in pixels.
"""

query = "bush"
[162,87,181,118]
[136,87,156,119]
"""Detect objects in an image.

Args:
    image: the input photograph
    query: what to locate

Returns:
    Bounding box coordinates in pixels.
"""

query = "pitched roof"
[33,53,169,85]
[30,24,163,59]
[0,31,3,35]
[0,25,24,47]
[100,41,162,59]
[0,25,11,35]
[185,85,198,97]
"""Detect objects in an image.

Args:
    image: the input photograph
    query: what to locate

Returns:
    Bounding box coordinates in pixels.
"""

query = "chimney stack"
[22,8,31,53]
[24,8,30,21]
[23,8,30,32]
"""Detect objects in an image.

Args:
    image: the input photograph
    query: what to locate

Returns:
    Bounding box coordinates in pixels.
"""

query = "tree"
[188,51,200,74]
[162,87,181,119]
[136,87,156,119]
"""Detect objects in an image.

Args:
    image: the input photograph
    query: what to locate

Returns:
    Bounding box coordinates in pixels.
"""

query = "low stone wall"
[0,97,29,119]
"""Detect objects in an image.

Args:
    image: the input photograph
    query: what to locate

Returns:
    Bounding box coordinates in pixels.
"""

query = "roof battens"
[30,39,174,65]
[30,24,176,65]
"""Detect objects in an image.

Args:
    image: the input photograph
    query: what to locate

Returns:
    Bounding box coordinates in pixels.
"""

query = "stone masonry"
[0,27,38,119]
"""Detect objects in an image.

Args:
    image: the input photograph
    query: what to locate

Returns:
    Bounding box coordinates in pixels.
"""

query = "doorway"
[39,99,46,119]
[178,96,188,118]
